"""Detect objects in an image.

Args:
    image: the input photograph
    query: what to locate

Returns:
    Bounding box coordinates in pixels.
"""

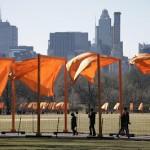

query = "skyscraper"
[111,12,123,58]
[110,12,129,73]
[95,9,112,55]
[113,12,121,44]
[0,16,18,57]
[95,10,128,73]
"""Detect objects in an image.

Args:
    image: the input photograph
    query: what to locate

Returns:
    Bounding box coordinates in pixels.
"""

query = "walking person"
[117,107,130,138]
[71,112,78,135]
[88,108,96,136]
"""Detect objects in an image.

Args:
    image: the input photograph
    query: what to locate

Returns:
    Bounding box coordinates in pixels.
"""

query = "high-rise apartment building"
[0,17,18,56]
[47,32,89,58]
[95,9,112,55]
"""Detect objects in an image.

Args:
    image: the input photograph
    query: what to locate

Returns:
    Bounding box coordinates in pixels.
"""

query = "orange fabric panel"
[27,102,37,110]
[55,102,64,110]
[66,52,96,81]
[48,102,54,110]
[68,53,119,83]
[0,58,14,96]
[14,55,65,96]
[0,102,5,109]
[19,102,28,109]
[130,54,150,74]
[79,57,97,83]
[40,102,49,110]
[82,56,119,83]
[129,102,134,111]
[51,102,57,110]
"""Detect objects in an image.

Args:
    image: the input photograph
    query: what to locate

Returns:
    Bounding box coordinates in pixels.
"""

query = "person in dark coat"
[88,108,96,136]
[117,107,130,138]
[71,112,77,135]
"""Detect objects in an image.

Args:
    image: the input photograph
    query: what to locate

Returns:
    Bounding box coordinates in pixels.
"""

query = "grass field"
[0,113,150,135]
[0,138,150,150]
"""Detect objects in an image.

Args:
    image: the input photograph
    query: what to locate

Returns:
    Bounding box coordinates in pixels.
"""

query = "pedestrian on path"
[88,108,96,136]
[117,107,130,138]
[71,112,78,135]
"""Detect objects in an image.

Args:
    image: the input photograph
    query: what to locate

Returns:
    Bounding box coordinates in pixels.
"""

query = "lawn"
[0,113,150,135]
[0,138,150,150]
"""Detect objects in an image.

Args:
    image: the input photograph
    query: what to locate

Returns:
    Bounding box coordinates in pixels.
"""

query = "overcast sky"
[0,0,150,58]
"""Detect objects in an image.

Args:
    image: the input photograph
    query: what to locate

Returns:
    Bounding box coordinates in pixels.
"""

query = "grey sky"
[0,0,150,58]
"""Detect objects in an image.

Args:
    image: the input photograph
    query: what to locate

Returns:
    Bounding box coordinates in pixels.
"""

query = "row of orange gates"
[0,101,67,111]
[0,101,144,112]
[18,102,144,112]
[0,52,150,136]
[0,52,124,135]
[20,101,67,111]
[101,102,144,112]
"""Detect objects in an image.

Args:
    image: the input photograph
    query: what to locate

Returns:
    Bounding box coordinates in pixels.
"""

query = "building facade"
[95,9,112,55]
[9,46,36,60]
[0,18,18,57]
[47,32,89,58]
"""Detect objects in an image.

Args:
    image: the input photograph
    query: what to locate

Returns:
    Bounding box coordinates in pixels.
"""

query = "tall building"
[139,43,150,54]
[0,16,18,56]
[110,12,127,73]
[47,32,89,58]
[111,12,123,58]
[94,10,129,73]
[113,12,121,44]
[95,9,112,55]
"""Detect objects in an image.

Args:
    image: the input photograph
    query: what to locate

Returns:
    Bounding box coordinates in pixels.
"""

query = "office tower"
[0,16,18,56]
[110,12,126,73]
[113,12,121,44]
[111,12,123,58]
[47,32,89,58]
[95,9,112,55]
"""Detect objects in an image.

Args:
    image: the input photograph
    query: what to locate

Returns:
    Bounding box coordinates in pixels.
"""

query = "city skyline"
[0,0,150,58]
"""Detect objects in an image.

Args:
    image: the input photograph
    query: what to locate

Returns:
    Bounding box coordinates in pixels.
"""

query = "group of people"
[71,107,130,137]
[70,108,97,136]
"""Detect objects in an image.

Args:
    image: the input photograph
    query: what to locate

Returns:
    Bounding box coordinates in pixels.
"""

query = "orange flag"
[67,52,119,83]
[0,58,14,96]
[66,52,96,81]
[14,55,65,96]
[76,55,119,83]
[130,53,150,74]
